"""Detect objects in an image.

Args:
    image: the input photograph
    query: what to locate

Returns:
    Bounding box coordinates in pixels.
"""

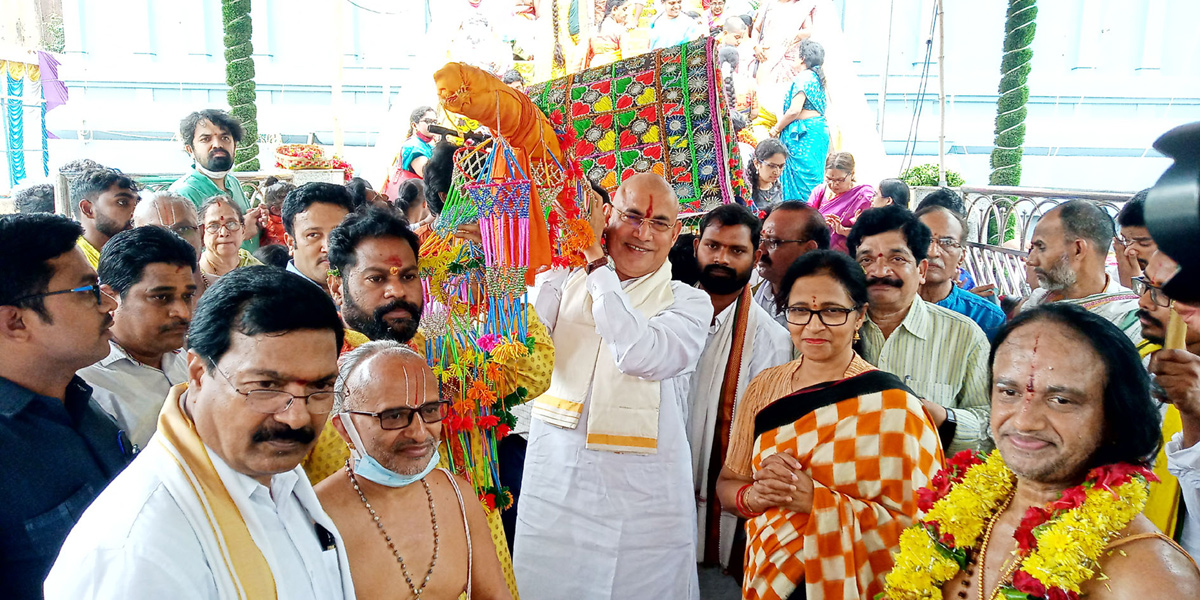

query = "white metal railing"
[914,185,1135,298]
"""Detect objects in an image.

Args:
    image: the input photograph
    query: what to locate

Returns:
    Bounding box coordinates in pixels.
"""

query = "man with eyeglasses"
[315,341,513,600]
[752,200,830,327]
[282,183,355,293]
[0,213,129,600]
[78,226,197,450]
[516,173,711,600]
[1114,189,1158,287]
[847,205,991,454]
[47,267,355,599]
[135,191,208,293]
[915,204,1006,340]
[71,168,140,269]
[1020,200,1142,344]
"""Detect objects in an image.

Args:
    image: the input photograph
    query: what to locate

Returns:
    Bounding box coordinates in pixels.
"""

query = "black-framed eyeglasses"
[10,283,103,306]
[784,305,861,327]
[933,237,962,251]
[760,161,786,171]
[205,221,243,233]
[345,400,452,430]
[1132,276,1170,308]
[418,118,437,125]
[207,360,336,414]
[761,236,809,252]
[825,173,852,184]
[614,206,674,234]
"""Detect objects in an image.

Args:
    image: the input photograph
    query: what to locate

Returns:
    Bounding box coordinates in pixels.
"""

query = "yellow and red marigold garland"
[882,450,1156,600]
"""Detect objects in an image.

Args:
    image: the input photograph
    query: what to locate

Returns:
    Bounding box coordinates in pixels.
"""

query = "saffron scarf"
[532,262,674,453]
[742,369,943,599]
[155,383,276,599]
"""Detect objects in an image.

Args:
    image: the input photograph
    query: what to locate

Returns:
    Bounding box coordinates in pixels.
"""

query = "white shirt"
[751,275,788,329]
[45,444,350,600]
[1165,432,1200,559]
[78,341,188,448]
[514,266,711,600]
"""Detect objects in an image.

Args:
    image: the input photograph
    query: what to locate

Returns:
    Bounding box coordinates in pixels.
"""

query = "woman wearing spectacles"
[198,196,262,287]
[715,250,942,600]
[806,151,876,252]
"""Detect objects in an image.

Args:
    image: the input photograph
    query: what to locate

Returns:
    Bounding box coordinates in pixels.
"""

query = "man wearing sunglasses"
[316,341,512,600]
[0,213,128,600]
[48,267,355,599]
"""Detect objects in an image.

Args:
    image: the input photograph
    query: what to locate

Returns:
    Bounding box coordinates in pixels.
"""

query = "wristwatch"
[937,408,958,450]
[585,255,609,274]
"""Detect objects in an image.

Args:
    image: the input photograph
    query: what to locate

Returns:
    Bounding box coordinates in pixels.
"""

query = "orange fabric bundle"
[434,62,559,285]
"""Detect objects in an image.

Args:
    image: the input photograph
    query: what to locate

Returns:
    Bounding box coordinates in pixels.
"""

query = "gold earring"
[853,331,860,342]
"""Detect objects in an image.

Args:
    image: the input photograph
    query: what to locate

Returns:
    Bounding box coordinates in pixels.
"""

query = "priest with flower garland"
[883,303,1200,600]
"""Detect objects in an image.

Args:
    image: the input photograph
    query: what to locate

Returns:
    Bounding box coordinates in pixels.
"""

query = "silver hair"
[334,340,424,412]
[134,191,196,223]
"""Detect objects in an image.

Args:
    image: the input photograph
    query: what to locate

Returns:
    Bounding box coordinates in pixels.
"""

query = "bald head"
[614,173,678,221]
[135,191,201,251]
[606,173,682,280]
[335,341,434,412]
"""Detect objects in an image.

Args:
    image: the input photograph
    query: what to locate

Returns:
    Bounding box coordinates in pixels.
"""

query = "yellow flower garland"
[885,450,1014,600]
[882,451,1152,600]
[1019,479,1148,594]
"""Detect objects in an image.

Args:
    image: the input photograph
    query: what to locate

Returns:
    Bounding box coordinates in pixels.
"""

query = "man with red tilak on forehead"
[881,303,1200,600]
[514,173,712,600]
[301,206,553,596]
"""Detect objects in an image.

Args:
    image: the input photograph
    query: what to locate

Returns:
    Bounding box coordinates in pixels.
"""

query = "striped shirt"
[860,297,991,454]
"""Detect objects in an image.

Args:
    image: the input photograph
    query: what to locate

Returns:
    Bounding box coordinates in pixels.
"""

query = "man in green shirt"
[168,109,263,253]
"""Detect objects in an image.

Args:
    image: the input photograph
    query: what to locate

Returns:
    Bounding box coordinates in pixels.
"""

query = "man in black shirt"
[0,213,132,599]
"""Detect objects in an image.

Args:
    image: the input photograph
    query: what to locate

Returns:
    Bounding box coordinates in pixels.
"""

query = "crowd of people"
[5,98,1200,600]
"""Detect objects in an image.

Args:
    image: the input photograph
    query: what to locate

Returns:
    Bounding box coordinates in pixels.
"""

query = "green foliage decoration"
[900,163,965,188]
[222,0,260,171]
[989,0,1037,186]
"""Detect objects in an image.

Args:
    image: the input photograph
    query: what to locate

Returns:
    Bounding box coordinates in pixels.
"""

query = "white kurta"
[45,440,354,600]
[687,296,792,566]
[514,266,712,600]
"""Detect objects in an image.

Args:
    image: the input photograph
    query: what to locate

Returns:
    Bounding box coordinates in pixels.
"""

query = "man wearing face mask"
[169,109,264,253]
[315,341,512,600]
[687,204,791,570]
[301,207,551,600]
[47,267,355,599]
[847,205,990,454]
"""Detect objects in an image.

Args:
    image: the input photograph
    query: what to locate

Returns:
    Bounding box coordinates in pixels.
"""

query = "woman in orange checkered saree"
[717,250,944,600]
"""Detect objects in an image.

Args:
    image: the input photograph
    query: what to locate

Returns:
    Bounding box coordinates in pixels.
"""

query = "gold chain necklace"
[975,490,1020,600]
[345,462,440,597]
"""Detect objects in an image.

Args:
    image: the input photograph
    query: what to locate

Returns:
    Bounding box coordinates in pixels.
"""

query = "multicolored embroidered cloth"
[526,37,749,212]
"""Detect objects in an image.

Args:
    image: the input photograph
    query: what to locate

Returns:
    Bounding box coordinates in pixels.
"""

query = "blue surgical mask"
[339,413,440,488]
